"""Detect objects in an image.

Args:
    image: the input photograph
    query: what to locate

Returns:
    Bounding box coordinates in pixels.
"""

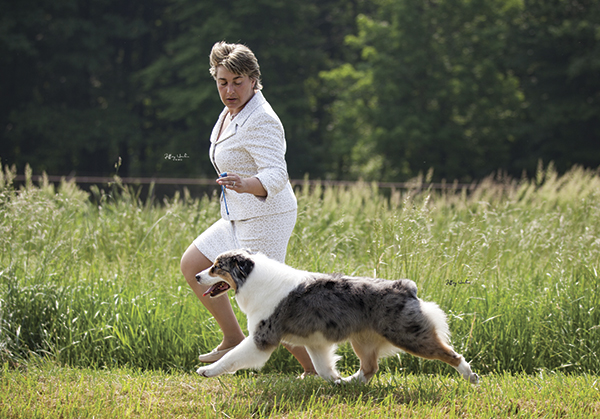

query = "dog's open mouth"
[202,281,230,297]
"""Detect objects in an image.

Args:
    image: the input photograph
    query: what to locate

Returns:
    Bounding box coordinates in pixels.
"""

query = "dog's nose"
[195,273,201,282]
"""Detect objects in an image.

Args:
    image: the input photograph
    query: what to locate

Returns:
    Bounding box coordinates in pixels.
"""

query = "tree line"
[1,0,598,182]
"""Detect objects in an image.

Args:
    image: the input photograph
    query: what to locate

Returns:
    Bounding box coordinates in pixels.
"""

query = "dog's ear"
[237,257,254,277]
[230,254,255,290]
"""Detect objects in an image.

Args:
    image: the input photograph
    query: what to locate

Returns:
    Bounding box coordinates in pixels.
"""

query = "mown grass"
[1,162,600,416]
[1,361,599,418]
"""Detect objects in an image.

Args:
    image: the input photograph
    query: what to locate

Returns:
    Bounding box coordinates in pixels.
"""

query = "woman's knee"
[180,252,190,277]
[180,244,211,280]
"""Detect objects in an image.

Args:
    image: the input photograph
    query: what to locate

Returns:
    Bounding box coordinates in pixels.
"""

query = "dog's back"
[253,274,433,348]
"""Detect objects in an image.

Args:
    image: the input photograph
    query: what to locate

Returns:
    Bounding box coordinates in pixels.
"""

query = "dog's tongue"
[202,284,219,297]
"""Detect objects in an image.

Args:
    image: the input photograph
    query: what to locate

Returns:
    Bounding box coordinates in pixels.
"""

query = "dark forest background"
[1,0,599,182]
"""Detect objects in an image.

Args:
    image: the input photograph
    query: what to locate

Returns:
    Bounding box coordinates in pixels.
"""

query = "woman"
[180,41,315,376]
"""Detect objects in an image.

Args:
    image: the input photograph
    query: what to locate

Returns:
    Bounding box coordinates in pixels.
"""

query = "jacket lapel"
[213,91,266,144]
[210,108,229,144]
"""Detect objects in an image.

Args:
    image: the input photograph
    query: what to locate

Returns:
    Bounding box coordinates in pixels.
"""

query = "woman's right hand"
[217,173,267,197]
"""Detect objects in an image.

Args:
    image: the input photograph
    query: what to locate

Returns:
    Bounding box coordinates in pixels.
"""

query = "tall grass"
[1,163,599,376]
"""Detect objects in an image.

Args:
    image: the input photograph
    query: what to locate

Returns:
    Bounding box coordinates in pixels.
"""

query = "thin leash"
[220,172,230,216]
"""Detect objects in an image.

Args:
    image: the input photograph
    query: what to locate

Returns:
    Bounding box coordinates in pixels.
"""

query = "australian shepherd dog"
[195,249,479,384]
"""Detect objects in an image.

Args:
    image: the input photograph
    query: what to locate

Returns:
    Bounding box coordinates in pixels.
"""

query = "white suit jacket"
[209,90,297,221]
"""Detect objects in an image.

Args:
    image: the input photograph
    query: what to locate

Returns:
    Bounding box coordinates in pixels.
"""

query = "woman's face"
[215,66,256,116]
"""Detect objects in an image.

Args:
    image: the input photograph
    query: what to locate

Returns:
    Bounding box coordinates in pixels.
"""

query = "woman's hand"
[217,173,267,197]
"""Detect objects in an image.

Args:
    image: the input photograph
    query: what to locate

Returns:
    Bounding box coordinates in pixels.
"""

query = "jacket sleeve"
[243,107,290,199]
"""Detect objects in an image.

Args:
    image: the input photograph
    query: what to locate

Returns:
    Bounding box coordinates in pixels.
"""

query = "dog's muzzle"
[195,270,231,297]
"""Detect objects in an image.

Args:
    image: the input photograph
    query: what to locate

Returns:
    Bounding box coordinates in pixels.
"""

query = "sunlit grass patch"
[1,362,599,418]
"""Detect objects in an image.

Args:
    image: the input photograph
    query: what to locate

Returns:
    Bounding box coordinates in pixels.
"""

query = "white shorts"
[193,209,297,263]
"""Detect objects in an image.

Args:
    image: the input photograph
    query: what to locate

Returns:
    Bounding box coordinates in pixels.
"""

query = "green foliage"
[0,165,223,370]
[1,164,600,378]
[507,0,600,172]
[321,0,525,181]
[0,0,166,176]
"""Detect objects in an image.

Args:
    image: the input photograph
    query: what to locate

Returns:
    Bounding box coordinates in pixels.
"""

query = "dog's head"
[195,249,255,298]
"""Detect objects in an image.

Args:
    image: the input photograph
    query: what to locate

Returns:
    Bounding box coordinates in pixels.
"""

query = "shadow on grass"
[213,371,471,416]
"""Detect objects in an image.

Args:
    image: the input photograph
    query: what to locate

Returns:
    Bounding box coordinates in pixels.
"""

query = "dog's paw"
[469,373,480,385]
[337,371,369,385]
[331,375,350,385]
[196,366,219,378]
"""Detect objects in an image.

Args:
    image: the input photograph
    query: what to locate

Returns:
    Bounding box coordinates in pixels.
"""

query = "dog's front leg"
[196,337,275,378]
[304,344,342,382]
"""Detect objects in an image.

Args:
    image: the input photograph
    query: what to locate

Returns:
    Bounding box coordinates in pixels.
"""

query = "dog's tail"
[420,301,451,345]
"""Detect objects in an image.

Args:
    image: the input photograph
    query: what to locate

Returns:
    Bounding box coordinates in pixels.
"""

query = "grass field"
[2,362,599,418]
[1,163,600,417]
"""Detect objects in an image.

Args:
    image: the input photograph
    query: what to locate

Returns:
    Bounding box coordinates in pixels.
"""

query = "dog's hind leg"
[420,339,479,384]
[454,356,479,384]
[429,342,479,384]
[387,333,479,384]
[341,333,386,384]
[196,337,276,378]
[383,300,479,384]
[304,344,341,381]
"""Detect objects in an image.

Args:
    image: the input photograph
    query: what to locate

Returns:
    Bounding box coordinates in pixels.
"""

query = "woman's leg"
[283,344,317,376]
[180,243,245,350]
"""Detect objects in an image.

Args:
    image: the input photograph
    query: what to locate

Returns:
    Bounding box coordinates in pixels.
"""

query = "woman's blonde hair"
[209,41,262,90]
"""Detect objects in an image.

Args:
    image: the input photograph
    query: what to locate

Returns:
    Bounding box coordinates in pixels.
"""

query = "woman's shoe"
[198,346,235,363]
